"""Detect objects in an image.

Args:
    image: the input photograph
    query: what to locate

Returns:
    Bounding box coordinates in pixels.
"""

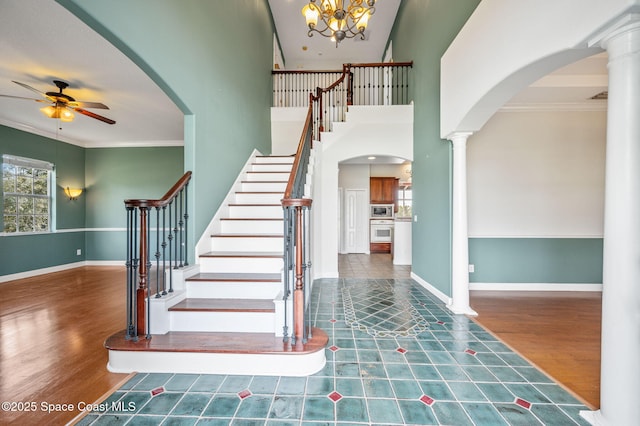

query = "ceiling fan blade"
[67,101,109,109]
[0,94,49,103]
[74,107,116,124]
[12,80,47,97]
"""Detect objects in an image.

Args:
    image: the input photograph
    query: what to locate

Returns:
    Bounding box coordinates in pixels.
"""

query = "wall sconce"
[64,187,83,200]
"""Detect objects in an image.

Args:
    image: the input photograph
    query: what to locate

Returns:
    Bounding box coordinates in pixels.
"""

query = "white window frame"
[2,154,55,234]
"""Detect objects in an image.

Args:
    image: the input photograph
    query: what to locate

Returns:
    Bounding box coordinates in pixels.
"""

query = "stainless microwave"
[370,204,394,218]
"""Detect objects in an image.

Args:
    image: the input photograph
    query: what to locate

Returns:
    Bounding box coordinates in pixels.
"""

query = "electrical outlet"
[76,249,82,256]
[468,264,475,273]
[414,215,418,222]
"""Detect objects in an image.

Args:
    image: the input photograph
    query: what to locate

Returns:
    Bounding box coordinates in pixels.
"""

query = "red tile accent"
[150,387,165,397]
[396,347,408,354]
[515,398,532,410]
[465,348,477,356]
[238,389,252,399]
[436,320,445,325]
[330,319,337,323]
[329,345,339,352]
[328,391,343,402]
[419,395,435,406]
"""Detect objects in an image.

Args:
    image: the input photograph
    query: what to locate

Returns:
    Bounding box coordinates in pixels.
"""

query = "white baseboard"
[0,261,86,283]
[469,282,603,292]
[85,260,125,266]
[410,272,452,305]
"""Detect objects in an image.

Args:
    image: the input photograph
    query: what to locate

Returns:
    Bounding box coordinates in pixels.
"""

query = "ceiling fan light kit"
[302,0,376,47]
[0,79,115,125]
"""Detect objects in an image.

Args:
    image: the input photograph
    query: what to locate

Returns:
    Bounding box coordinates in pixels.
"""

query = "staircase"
[105,154,327,376]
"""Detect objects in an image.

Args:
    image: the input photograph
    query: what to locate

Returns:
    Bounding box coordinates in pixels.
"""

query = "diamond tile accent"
[342,282,429,337]
[238,389,252,399]
[515,397,532,409]
[328,391,343,402]
[150,386,165,397]
[396,347,408,354]
[419,395,435,406]
[329,345,339,352]
[465,348,477,356]
[436,320,445,325]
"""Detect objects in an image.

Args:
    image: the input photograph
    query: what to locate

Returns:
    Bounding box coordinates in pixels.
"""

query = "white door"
[344,189,368,253]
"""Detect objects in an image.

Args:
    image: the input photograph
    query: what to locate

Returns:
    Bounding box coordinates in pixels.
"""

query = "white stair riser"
[241,181,288,192]
[107,349,326,376]
[228,205,282,218]
[254,156,294,164]
[245,172,291,181]
[235,193,284,204]
[220,220,283,234]
[170,311,274,333]
[211,237,283,252]
[251,164,293,172]
[199,256,283,273]
[186,281,281,299]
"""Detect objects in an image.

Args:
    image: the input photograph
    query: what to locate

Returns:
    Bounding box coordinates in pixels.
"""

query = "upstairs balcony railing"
[273,62,413,138]
[123,172,191,341]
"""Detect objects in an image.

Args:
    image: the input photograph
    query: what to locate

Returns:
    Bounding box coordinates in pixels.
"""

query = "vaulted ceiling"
[0,0,607,148]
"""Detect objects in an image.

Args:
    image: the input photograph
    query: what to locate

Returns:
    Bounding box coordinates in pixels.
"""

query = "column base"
[446,303,478,316]
[579,409,604,426]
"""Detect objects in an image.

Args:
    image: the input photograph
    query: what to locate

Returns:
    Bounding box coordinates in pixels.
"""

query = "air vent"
[590,91,608,100]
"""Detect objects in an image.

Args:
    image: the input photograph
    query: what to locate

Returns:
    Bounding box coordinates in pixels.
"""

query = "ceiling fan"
[0,80,115,124]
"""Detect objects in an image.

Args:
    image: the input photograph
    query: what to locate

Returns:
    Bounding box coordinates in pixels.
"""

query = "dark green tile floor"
[77,278,592,425]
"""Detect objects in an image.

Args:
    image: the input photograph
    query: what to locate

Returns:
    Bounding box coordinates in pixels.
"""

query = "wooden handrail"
[125,171,192,208]
[345,61,413,68]
[283,102,313,201]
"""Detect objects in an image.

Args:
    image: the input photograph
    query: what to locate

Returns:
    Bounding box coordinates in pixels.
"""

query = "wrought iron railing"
[124,171,192,341]
[282,102,314,345]
[273,62,413,138]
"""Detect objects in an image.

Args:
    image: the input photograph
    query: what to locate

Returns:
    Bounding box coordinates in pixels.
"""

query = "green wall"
[390,0,481,296]
[84,147,184,261]
[59,0,275,263]
[0,125,86,275]
[0,124,183,276]
[469,238,603,284]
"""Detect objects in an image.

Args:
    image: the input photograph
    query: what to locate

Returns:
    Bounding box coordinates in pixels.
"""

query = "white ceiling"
[269,0,402,69]
[0,0,608,149]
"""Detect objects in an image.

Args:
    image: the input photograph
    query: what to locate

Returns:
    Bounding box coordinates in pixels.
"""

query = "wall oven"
[370,219,394,243]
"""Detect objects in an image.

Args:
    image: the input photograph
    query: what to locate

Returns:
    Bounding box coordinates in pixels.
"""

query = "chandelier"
[302,0,377,46]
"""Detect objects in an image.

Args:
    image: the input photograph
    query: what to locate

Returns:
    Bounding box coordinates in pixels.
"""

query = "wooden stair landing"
[169,298,275,312]
[105,328,328,355]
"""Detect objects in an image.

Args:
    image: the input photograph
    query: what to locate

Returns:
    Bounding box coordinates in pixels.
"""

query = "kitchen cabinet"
[370,177,399,205]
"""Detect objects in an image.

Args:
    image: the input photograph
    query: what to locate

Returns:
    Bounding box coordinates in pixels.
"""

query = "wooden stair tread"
[169,298,275,312]
[105,328,328,354]
[200,251,283,258]
[187,272,281,282]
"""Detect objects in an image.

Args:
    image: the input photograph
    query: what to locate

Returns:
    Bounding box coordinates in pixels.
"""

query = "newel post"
[137,206,149,337]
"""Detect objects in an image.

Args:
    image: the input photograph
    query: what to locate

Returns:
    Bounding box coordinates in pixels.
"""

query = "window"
[2,155,54,233]
[397,186,412,218]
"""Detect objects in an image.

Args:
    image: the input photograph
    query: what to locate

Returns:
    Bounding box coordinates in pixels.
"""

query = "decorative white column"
[581,16,640,426]
[447,132,477,316]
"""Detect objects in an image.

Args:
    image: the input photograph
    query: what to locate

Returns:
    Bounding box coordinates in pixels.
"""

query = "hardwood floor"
[0,267,130,425]
[470,290,601,409]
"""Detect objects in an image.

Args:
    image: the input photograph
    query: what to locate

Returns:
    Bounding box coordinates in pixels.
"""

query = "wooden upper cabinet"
[370,177,399,205]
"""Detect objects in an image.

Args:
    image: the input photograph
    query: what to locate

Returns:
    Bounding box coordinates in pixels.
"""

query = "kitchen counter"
[393,218,412,265]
